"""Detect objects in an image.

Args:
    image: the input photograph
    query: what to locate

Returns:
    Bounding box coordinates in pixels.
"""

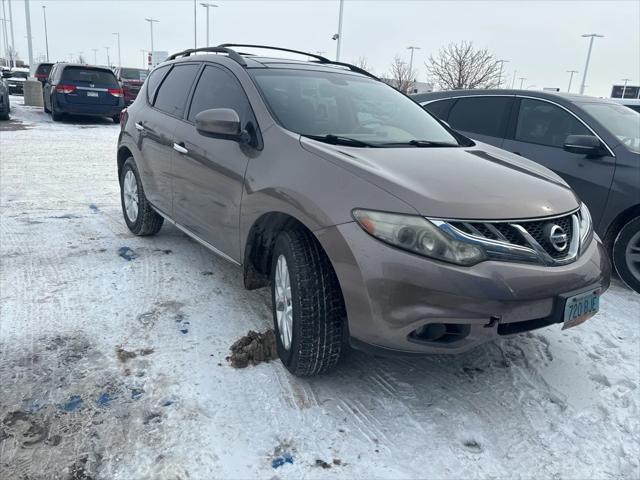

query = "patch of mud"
[115,346,154,363]
[228,330,278,368]
[0,119,33,131]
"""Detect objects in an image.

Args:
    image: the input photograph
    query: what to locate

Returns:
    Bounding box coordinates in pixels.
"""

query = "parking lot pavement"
[1,98,638,479]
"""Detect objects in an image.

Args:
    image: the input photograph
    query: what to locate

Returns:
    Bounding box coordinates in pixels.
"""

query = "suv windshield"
[250,69,460,147]
[580,101,640,153]
[36,64,52,76]
[120,68,148,81]
[62,67,118,86]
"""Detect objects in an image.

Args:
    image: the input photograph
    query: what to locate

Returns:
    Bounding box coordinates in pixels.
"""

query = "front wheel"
[271,227,346,376]
[613,216,640,293]
[119,157,164,236]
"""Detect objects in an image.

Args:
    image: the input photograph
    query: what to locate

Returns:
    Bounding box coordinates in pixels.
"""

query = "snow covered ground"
[1,98,638,479]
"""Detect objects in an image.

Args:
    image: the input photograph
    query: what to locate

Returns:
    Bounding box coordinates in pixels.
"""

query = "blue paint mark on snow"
[162,400,174,407]
[97,392,113,407]
[118,246,138,261]
[180,328,189,335]
[271,453,294,469]
[130,388,144,400]
[89,203,99,212]
[62,395,83,412]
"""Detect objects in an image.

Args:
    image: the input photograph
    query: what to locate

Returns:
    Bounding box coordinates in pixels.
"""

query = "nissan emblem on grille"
[547,224,569,252]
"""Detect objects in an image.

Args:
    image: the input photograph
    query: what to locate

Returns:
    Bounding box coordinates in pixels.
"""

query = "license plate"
[87,91,99,97]
[563,289,600,330]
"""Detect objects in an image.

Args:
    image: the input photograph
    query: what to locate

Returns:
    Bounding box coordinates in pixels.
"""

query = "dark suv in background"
[34,62,53,85]
[43,63,124,122]
[117,45,609,376]
[414,90,640,293]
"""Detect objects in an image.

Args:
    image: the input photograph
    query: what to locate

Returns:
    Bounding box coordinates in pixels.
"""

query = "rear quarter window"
[145,65,171,103]
[61,67,118,86]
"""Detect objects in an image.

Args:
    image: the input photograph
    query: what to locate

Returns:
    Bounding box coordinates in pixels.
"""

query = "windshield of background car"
[36,64,52,76]
[120,68,148,81]
[580,102,640,153]
[61,67,119,86]
[249,68,460,146]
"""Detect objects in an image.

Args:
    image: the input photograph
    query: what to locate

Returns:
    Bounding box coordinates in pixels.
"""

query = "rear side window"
[61,67,118,86]
[145,65,170,102]
[424,98,455,120]
[448,96,512,137]
[515,98,590,148]
[153,64,199,117]
[187,65,252,124]
[36,64,52,76]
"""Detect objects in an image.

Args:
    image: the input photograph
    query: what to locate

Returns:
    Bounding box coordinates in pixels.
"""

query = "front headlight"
[352,209,486,266]
[579,202,593,252]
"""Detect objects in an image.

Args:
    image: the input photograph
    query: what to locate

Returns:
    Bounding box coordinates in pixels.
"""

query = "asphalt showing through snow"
[1,98,639,479]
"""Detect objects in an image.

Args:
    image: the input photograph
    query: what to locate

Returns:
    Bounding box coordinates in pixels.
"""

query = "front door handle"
[135,122,145,131]
[173,142,188,154]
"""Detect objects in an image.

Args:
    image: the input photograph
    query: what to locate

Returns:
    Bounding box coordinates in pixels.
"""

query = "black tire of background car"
[112,115,120,124]
[612,216,640,293]
[270,227,346,376]
[119,157,164,236]
[0,112,8,121]
[50,96,62,122]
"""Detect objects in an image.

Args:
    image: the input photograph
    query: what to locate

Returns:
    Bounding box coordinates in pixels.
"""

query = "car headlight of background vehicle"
[352,209,487,266]
[579,202,593,253]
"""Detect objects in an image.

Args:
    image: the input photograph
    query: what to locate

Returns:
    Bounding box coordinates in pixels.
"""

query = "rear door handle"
[173,142,188,154]
[135,122,145,131]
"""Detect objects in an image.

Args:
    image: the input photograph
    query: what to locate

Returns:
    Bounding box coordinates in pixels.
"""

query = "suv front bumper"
[316,222,611,355]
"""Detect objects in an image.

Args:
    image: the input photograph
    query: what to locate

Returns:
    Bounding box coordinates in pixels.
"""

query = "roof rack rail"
[166,47,247,66]
[217,43,379,80]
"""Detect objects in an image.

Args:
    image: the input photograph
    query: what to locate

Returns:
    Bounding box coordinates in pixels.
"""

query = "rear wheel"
[119,157,163,236]
[50,96,62,122]
[270,227,346,376]
[613,216,640,293]
[112,115,120,124]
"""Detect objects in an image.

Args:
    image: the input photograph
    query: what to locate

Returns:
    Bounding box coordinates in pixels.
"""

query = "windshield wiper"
[380,140,460,148]
[303,134,379,148]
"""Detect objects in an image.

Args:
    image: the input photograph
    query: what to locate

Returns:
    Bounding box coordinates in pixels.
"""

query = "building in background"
[611,84,640,99]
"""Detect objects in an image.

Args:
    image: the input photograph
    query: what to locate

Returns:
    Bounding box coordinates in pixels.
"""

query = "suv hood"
[301,138,580,220]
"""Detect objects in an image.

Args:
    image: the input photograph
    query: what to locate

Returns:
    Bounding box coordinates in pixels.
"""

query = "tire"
[112,115,120,124]
[270,227,346,376]
[612,216,640,293]
[119,157,163,236]
[50,96,62,122]
[0,112,8,121]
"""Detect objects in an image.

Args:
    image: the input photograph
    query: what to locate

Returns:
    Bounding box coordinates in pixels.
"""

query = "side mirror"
[195,108,249,143]
[563,135,604,156]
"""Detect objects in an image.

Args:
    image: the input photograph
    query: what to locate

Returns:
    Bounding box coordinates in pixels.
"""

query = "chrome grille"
[434,208,585,267]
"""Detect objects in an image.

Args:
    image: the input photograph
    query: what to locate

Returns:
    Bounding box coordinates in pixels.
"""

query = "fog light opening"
[409,323,471,344]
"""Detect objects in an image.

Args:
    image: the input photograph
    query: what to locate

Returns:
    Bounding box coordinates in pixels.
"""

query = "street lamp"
[579,33,604,95]
[92,48,98,64]
[511,69,517,89]
[519,77,527,89]
[104,46,110,66]
[496,59,509,88]
[112,32,121,68]
[407,46,420,79]
[41,5,49,62]
[333,0,345,61]
[621,78,632,98]
[140,49,146,68]
[200,3,218,47]
[7,0,15,68]
[566,70,578,92]
[145,17,159,66]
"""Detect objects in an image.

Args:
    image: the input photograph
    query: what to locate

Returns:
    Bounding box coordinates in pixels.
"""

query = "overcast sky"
[2,0,638,97]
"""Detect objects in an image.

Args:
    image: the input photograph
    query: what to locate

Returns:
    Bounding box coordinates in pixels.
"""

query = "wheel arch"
[604,203,640,251]
[117,145,133,179]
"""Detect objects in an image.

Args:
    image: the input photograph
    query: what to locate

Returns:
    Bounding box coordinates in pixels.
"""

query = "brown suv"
[116,45,610,376]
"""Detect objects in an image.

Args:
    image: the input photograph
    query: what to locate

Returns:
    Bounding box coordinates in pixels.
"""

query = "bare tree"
[387,55,415,94]
[353,56,374,75]
[426,41,501,90]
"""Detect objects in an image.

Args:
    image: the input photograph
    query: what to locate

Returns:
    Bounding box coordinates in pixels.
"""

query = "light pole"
[140,49,146,68]
[566,70,578,92]
[1,0,10,67]
[579,33,604,95]
[511,70,517,89]
[104,46,110,67]
[621,78,632,98]
[496,59,509,88]
[333,0,344,61]
[407,46,420,77]
[112,32,121,68]
[193,0,197,49]
[7,0,14,67]
[200,3,218,47]
[145,17,158,65]
[92,48,97,64]
[23,0,34,75]
[519,77,526,89]
[41,5,49,62]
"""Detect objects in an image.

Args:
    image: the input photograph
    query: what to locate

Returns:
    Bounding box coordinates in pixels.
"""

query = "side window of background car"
[447,96,512,137]
[145,65,171,103]
[153,64,200,117]
[424,98,455,120]
[515,98,590,148]
[187,65,254,127]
